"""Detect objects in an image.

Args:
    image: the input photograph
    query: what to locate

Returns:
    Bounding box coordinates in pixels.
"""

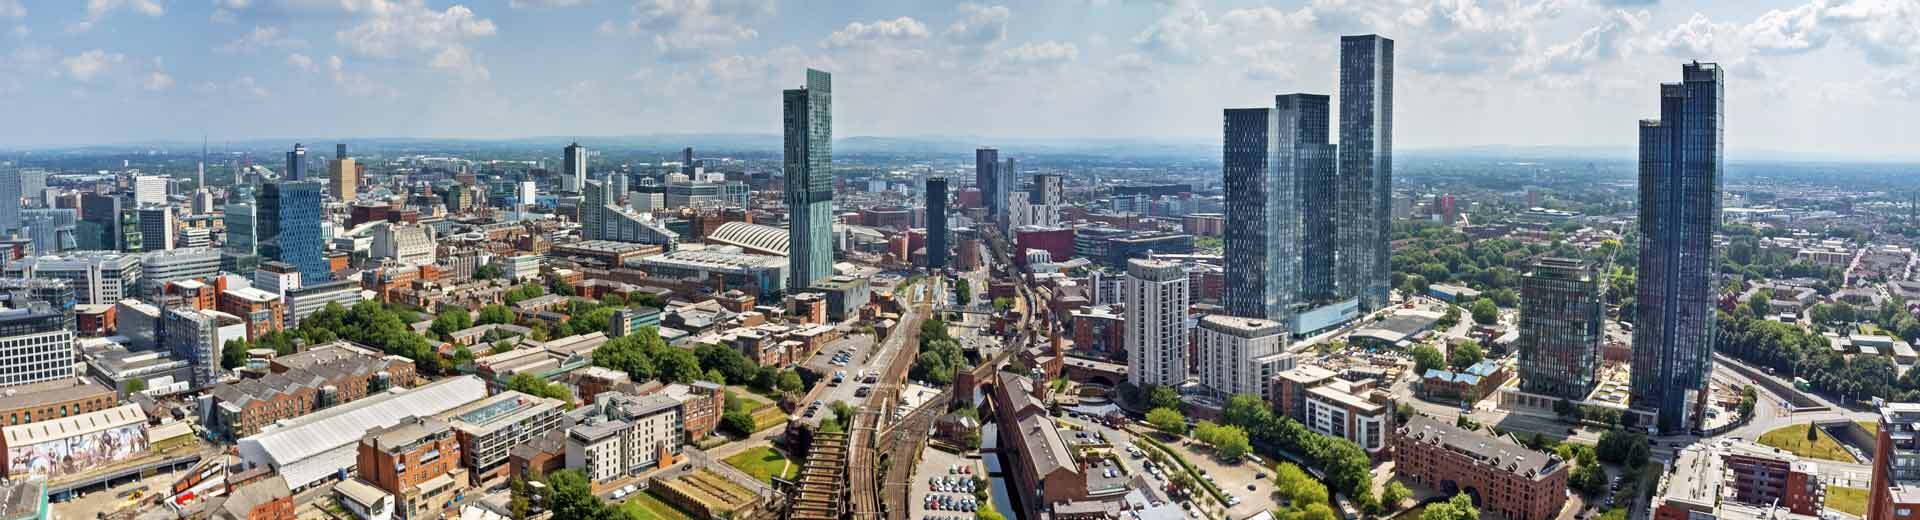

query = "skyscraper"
[225,200,256,256]
[563,142,587,193]
[286,143,307,181]
[927,177,948,269]
[20,208,76,254]
[259,181,328,285]
[0,169,19,235]
[1517,257,1604,401]
[1125,258,1190,389]
[682,147,696,176]
[1337,34,1394,311]
[1030,173,1063,206]
[134,175,168,206]
[784,68,834,290]
[329,143,358,202]
[975,148,1000,219]
[1223,94,1335,327]
[136,206,175,251]
[1631,62,1723,434]
[76,192,123,251]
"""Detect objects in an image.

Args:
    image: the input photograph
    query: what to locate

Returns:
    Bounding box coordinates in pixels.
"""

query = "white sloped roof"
[237,376,487,489]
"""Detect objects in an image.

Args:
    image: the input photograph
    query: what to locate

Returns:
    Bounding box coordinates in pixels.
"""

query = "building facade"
[784,69,834,291]
[1223,94,1335,326]
[1394,416,1569,520]
[1870,403,1920,520]
[1337,35,1394,312]
[1517,257,1604,400]
[927,177,948,269]
[1194,314,1291,401]
[357,417,468,520]
[260,181,329,285]
[1124,258,1189,389]
[1631,62,1723,434]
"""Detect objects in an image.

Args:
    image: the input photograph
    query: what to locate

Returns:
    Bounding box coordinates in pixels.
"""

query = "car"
[1254,472,1267,479]
[1247,484,1257,491]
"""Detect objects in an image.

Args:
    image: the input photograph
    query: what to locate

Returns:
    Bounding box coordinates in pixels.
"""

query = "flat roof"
[2,403,145,446]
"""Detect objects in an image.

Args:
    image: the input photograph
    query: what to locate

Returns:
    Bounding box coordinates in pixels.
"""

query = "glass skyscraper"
[0,169,19,235]
[1223,94,1337,326]
[1631,62,1723,434]
[976,148,1001,222]
[784,68,834,291]
[927,177,948,269]
[1337,34,1394,311]
[259,181,328,285]
[1518,257,1604,400]
[286,142,306,181]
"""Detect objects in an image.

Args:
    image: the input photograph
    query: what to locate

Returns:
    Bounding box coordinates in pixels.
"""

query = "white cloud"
[825,17,929,49]
[1742,2,1829,55]
[335,1,497,80]
[233,76,269,97]
[510,0,587,7]
[945,3,1010,50]
[216,26,307,54]
[1002,41,1078,66]
[142,71,173,91]
[86,0,163,19]
[1515,9,1649,75]
[1822,0,1920,65]
[287,52,316,72]
[1233,40,1296,81]
[0,0,24,19]
[1131,3,1215,64]
[60,49,124,82]
[624,0,772,60]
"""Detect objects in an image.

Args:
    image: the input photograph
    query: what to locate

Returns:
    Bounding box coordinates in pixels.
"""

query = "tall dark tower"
[1631,62,1723,434]
[1337,34,1394,311]
[784,69,834,290]
[927,177,949,269]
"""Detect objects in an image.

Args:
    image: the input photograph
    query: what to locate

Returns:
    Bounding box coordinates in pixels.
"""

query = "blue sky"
[0,0,1916,159]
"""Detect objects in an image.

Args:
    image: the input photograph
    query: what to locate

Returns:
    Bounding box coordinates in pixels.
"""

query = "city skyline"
[0,1,1914,160]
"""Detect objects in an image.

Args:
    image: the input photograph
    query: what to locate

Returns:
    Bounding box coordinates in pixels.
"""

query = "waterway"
[982,422,1023,520]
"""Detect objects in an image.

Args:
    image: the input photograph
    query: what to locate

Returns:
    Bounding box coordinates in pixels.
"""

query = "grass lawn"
[1829,486,1868,517]
[620,491,695,520]
[1758,424,1857,463]
[1861,421,1880,436]
[725,447,797,484]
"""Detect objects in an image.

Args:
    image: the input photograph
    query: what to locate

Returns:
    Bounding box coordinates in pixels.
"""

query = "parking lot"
[911,445,983,520]
[795,334,883,426]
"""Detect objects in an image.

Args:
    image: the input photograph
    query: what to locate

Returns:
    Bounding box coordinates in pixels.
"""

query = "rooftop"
[2,403,146,446]
[1398,415,1563,480]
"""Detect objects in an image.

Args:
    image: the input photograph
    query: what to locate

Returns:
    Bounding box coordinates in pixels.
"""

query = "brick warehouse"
[1393,416,1570,520]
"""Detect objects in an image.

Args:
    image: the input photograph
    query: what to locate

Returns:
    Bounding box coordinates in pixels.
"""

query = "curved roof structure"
[708,222,790,256]
[236,376,487,490]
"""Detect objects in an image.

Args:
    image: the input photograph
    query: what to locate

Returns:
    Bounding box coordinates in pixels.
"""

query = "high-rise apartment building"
[1125,258,1189,389]
[1517,258,1603,400]
[329,143,358,202]
[1630,62,1723,434]
[784,69,834,290]
[20,208,76,254]
[1195,314,1292,401]
[286,143,307,181]
[563,142,587,193]
[0,169,19,235]
[1223,93,1337,327]
[164,307,245,389]
[976,148,1001,219]
[1337,35,1394,311]
[1870,402,1920,520]
[259,181,329,285]
[927,177,948,269]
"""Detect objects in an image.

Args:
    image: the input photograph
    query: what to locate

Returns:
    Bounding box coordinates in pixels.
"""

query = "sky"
[0,0,1916,159]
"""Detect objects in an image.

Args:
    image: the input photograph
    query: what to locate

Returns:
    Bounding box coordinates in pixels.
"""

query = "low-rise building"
[358,416,469,520]
[564,392,683,483]
[441,391,565,487]
[0,377,117,427]
[1393,415,1569,520]
[0,403,148,480]
[236,376,488,492]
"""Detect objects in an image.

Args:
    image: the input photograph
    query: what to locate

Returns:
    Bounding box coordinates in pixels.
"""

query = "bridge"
[49,453,203,501]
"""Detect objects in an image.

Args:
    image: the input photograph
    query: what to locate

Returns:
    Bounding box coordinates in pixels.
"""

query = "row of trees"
[1410,342,1485,374]
[1719,308,1920,403]
[1216,394,1379,512]
[914,319,969,385]
[222,300,447,375]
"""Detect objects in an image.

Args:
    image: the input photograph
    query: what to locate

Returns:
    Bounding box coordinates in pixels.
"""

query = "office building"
[565,392,685,483]
[1631,62,1723,434]
[563,142,587,193]
[4,252,142,305]
[1195,314,1292,401]
[1125,258,1189,388]
[927,177,948,268]
[784,69,834,290]
[134,175,168,206]
[358,416,469,520]
[225,200,256,256]
[139,248,221,298]
[286,143,308,181]
[17,169,45,209]
[584,180,680,247]
[1870,403,1920,520]
[1337,34,1394,311]
[518,180,537,209]
[76,192,124,251]
[285,279,362,328]
[20,208,76,254]
[1395,415,1569,520]
[371,223,434,266]
[1517,258,1604,401]
[136,206,175,251]
[0,303,76,388]
[329,143,358,202]
[254,261,301,297]
[260,181,329,285]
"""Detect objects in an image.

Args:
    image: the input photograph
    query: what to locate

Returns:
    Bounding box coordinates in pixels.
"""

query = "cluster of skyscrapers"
[1219,34,1393,337]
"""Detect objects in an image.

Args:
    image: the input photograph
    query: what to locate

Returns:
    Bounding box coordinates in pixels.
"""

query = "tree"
[1210,425,1251,460]
[1147,407,1186,436]
[1573,463,1609,496]
[1421,493,1480,520]
[545,470,604,520]
[474,263,504,280]
[507,373,575,409]
[1147,385,1182,410]
[431,308,474,337]
[1273,463,1328,507]
[1597,430,1651,468]
[1449,341,1486,370]
[1412,345,1445,374]
[125,378,148,395]
[1438,304,1462,329]
[1471,298,1500,325]
[977,508,1006,520]
[777,370,804,393]
[221,338,249,369]
[478,304,516,326]
[1295,504,1338,520]
[1381,482,1412,510]
[722,409,756,436]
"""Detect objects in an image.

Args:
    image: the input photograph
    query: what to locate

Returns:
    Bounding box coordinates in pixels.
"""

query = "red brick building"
[1393,416,1569,520]
[1014,227,1075,267]
[1867,403,1920,520]
[218,286,286,340]
[358,417,469,520]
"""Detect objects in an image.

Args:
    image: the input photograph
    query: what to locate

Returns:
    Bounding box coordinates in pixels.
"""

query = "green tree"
[778,370,804,393]
[431,308,474,337]
[1147,385,1182,410]
[722,409,756,436]
[474,263,503,280]
[221,338,249,369]
[1421,493,1480,520]
[1438,304,1462,329]
[1412,345,1445,374]
[1273,462,1328,506]
[1147,407,1186,436]
[1381,481,1412,511]
[507,373,575,409]
[1572,463,1609,496]
[545,470,608,520]
[1471,298,1500,325]
[125,378,148,394]
[1449,341,1486,370]
[477,304,516,325]
[653,346,701,383]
